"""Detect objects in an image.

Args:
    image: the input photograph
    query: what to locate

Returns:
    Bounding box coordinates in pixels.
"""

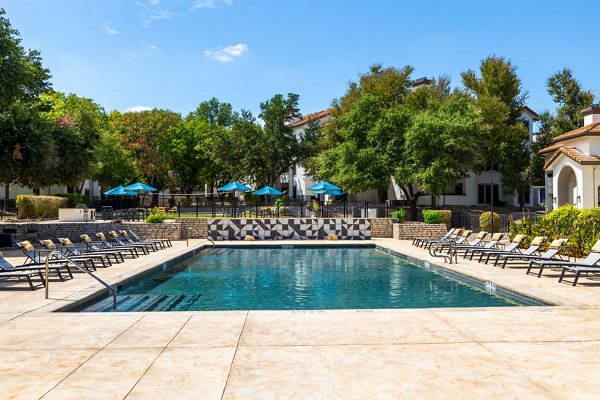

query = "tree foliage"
[461,55,531,207]
[110,109,182,189]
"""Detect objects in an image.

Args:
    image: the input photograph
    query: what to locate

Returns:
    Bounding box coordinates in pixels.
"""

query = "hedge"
[16,195,68,219]
[422,210,444,224]
[509,204,598,258]
[55,193,90,207]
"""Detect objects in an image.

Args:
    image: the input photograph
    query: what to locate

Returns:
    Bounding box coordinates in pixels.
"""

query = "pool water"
[74,246,535,312]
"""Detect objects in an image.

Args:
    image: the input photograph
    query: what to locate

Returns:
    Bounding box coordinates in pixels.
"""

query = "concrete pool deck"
[1,239,600,399]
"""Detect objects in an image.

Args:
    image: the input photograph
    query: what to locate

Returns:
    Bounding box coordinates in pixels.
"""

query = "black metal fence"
[452,211,543,232]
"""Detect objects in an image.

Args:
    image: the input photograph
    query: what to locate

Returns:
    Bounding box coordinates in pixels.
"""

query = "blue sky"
[4,0,600,121]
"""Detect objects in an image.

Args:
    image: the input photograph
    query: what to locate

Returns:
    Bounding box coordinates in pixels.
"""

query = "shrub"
[391,209,406,222]
[480,212,502,233]
[146,212,166,224]
[55,193,90,207]
[438,210,452,225]
[510,205,596,257]
[422,210,444,224]
[16,195,68,219]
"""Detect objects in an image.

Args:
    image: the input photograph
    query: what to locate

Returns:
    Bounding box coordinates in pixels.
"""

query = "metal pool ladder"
[429,237,458,264]
[44,251,117,310]
[187,227,215,248]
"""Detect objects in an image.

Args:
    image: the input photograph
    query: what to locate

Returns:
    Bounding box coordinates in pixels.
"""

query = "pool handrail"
[44,251,117,310]
[187,227,215,248]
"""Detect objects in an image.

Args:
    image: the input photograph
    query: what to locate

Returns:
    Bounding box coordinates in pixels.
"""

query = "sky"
[3,0,600,122]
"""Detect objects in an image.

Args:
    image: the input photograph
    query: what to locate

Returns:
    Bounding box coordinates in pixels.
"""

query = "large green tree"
[316,65,414,200]
[40,91,106,192]
[109,109,182,190]
[461,55,531,208]
[0,8,51,208]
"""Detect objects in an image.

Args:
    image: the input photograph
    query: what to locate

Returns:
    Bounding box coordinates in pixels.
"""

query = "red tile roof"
[544,146,600,169]
[290,109,332,128]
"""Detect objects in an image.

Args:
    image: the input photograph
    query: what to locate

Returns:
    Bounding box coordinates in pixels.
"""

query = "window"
[32,188,40,195]
[444,180,465,195]
[478,184,499,204]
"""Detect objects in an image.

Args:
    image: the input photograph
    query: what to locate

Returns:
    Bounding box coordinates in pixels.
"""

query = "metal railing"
[44,251,117,310]
[429,237,458,264]
[187,227,215,248]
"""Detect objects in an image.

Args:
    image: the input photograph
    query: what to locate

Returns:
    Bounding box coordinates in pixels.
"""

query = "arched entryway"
[556,166,578,206]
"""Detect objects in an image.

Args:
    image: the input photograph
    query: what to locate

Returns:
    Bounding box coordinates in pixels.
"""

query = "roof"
[544,146,600,169]
[520,105,540,121]
[550,121,600,143]
[290,109,332,128]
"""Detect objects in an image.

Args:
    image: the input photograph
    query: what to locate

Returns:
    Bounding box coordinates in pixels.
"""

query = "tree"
[95,129,139,187]
[461,55,531,208]
[403,94,483,208]
[546,68,595,136]
[316,65,414,203]
[40,92,106,192]
[188,97,237,128]
[162,119,212,193]
[0,8,52,209]
[109,109,182,190]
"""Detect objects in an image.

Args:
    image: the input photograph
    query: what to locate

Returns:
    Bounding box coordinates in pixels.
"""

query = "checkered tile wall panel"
[207,218,371,240]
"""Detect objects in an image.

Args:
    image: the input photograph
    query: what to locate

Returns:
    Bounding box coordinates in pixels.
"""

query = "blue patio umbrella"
[217,181,252,217]
[124,182,157,192]
[217,181,252,192]
[253,186,283,196]
[312,188,343,196]
[307,181,342,192]
[103,186,138,196]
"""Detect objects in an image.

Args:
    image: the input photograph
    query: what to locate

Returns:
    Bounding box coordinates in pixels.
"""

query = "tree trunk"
[431,195,437,209]
[408,198,418,221]
[3,183,9,212]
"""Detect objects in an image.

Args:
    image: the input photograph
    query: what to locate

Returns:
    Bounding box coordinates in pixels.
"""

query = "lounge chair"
[424,229,473,250]
[118,230,165,250]
[94,233,146,256]
[413,228,456,247]
[107,231,158,252]
[527,240,600,280]
[0,253,45,290]
[16,240,97,271]
[0,250,72,283]
[38,239,111,268]
[495,239,568,269]
[477,235,542,264]
[128,229,172,248]
[57,238,123,264]
[80,234,138,259]
[460,233,504,259]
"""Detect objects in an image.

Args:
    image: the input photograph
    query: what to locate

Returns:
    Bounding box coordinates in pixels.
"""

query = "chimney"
[582,104,600,126]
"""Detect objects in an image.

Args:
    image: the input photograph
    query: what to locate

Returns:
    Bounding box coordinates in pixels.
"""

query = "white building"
[287,106,542,208]
[3,180,101,201]
[540,105,600,210]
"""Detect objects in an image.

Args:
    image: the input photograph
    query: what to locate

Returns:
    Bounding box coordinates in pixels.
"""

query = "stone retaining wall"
[393,222,447,240]
[0,221,181,242]
[175,218,209,238]
[371,218,393,238]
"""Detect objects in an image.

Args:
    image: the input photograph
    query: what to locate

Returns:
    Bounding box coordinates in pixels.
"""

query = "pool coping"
[56,241,554,313]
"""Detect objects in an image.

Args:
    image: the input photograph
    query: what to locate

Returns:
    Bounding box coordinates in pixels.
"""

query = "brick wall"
[175,218,208,238]
[393,222,447,240]
[370,218,393,238]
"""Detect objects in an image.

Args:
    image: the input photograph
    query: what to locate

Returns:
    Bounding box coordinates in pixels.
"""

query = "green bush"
[146,212,166,224]
[15,195,68,219]
[438,209,452,225]
[480,212,502,233]
[510,205,598,257]
[422,210,444,224]
[391,209,406,222]
[56,193,90,207]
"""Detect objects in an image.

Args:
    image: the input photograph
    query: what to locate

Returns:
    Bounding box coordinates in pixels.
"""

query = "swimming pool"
[73,245,544,312]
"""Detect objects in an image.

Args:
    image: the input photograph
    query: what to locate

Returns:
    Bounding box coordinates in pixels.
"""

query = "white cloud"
[101,22,119,35]
[148,10,174,20]
[204,43,248,62]
[149,45,158,50]
[124,106,152,113]
[191,0,233,10]
[137,1,174,27]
